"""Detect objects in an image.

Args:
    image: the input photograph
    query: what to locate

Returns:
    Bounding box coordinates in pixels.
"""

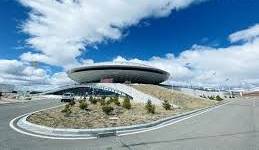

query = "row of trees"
[201,94,237,101]
[61,96,132,116]
[61,96,175,116]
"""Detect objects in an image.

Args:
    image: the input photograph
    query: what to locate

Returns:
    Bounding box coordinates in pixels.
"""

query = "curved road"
[1,97,259,150]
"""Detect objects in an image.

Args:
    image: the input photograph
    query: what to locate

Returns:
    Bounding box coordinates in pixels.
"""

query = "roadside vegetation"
[122,96,131,109]
[162,100,171,110]
[145,100,156,114]
[131,84,218,109]
[61,104,72,117]
[79,99,88,110]
[27,91,217,129]
[200,95,224,101]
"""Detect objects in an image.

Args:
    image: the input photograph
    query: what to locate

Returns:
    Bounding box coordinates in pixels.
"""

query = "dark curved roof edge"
[69,65,170,76]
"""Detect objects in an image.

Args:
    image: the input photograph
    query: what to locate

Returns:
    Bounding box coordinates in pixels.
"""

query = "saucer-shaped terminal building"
[67,62,170,84]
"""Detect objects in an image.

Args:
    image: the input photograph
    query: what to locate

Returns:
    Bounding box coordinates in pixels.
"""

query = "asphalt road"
[1,97,259,150]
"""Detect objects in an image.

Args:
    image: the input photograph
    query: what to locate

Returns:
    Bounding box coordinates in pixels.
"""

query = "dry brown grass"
[28,102,180,129]
[131,84,217,110]
[27,85,217,129]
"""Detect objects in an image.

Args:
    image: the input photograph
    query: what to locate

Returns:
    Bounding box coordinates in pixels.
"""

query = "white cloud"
[5,1,259,88]
[0,59,49,85]
[112,54,194,84]
[112,24,259,87]
[49,72,74,85]
[0,60,24,75]
[0,59,73,90]
[19,0,204,68]
[3,22,259,88]
[80,59,94,65]
[229,24,259,43]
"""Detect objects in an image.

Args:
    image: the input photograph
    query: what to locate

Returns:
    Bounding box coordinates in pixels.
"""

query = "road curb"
[10,100,233,139]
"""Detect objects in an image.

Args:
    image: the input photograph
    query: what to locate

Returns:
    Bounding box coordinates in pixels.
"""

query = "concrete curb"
[10,100,233,139]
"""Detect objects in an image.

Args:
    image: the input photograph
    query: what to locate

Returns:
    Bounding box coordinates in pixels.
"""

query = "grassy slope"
[27,85,217,129]
[131,84,217,110]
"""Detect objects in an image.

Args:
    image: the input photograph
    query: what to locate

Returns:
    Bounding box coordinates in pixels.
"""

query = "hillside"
[131,84,217,110]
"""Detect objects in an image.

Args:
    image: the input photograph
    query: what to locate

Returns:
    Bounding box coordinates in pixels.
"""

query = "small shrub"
[162,100,171,110]
[69,100,75,106]
[106,97,113,105]
[200,94,206,98]
[89,96,97,104]
[106,97,121,106]
[216,95,223,101]
[101,96,106,100]
[208,96,215,100]
[79,101,88,110]
[61,104,72,116]
[113,96,120,106]
[99,98,106,105]
[89,96,93,102]
[122,96,131,109]
[79,99,86,104]
[145,99,155,114]
[102,105,114,115]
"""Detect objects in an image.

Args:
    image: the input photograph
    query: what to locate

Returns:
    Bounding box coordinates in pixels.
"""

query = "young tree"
[162,100,171,110]
[89,96,97,104]
[216,95,223,101]
[122,96,131,109]
[113,96,120,106]
[69,100,75,106]
[61,104,72,117]
[79,101,88,110]
[145,99,155,114]
[102,105,114,115]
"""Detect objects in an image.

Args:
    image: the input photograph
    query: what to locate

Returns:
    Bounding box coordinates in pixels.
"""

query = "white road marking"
[9,116,97,140]
[118,100,236,136]
[9,99,236,140]
[9,102,97,140]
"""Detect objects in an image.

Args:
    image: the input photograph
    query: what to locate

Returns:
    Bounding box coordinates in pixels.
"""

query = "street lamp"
[184,62,193,89]
[225,78,232,97]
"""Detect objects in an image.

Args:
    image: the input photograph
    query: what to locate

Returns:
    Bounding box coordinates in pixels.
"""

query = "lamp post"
[225,78,232,97]
[211,72,220,95]
[241,80,251,92]
[184,62,194,91]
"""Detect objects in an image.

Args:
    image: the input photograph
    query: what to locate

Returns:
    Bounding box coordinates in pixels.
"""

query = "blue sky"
[1,0,258,61]
[0,0,259,88]
[85,0,259,61]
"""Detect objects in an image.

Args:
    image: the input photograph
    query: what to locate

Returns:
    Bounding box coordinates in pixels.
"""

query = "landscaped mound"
[27,94,217,129]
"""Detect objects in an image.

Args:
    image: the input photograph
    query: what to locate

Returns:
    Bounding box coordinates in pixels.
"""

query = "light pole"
[211,72,220,95]
[184,63,191,88]
[225,78,232,97]
[241,80,251,92]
